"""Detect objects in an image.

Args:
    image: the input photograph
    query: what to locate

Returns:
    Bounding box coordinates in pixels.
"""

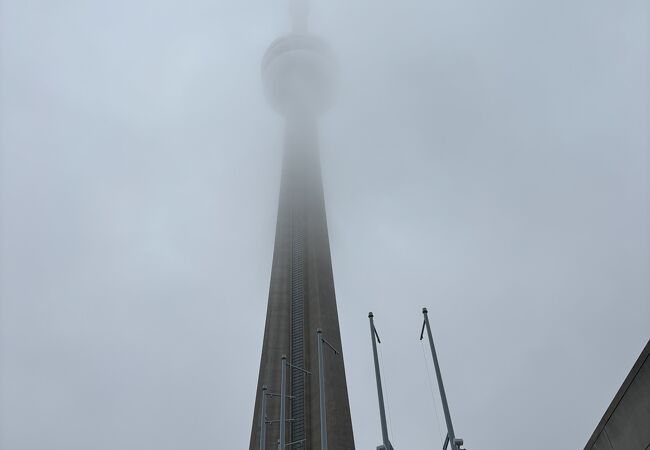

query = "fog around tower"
[1,1,648,449]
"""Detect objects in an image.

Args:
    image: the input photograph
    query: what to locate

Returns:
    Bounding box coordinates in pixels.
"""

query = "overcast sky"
[1,0,649,449]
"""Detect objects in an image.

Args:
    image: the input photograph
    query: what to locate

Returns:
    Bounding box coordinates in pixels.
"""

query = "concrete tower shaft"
[250,2,354,450]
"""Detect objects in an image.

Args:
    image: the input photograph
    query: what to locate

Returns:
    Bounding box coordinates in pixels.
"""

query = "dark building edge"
[584,338,650,450]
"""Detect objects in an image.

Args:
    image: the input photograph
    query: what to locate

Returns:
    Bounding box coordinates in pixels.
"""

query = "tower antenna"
[290,0,309,33]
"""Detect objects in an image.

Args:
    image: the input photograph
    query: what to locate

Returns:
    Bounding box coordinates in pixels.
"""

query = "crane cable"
[421,339,445,445]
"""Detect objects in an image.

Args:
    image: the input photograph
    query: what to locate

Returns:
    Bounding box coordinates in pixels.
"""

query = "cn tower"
[249,0,355,449]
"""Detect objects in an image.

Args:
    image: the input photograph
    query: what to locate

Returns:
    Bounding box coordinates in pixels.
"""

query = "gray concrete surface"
[248,122,355,450]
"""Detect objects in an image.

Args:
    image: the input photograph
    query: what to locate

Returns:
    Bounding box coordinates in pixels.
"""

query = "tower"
[249,1,355,449]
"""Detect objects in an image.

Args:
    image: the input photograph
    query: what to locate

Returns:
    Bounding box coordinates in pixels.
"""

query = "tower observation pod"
[262,33,335,118]
[249,1,355,450]
[262,0,335,117]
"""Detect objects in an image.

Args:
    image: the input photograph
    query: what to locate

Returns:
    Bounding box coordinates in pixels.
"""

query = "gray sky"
[1,0,648,449]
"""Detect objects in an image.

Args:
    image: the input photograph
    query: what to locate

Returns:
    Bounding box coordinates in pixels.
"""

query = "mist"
[1,0,648,449]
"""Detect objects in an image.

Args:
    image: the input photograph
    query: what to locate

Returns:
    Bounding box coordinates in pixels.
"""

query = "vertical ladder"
[290,215,306,449]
